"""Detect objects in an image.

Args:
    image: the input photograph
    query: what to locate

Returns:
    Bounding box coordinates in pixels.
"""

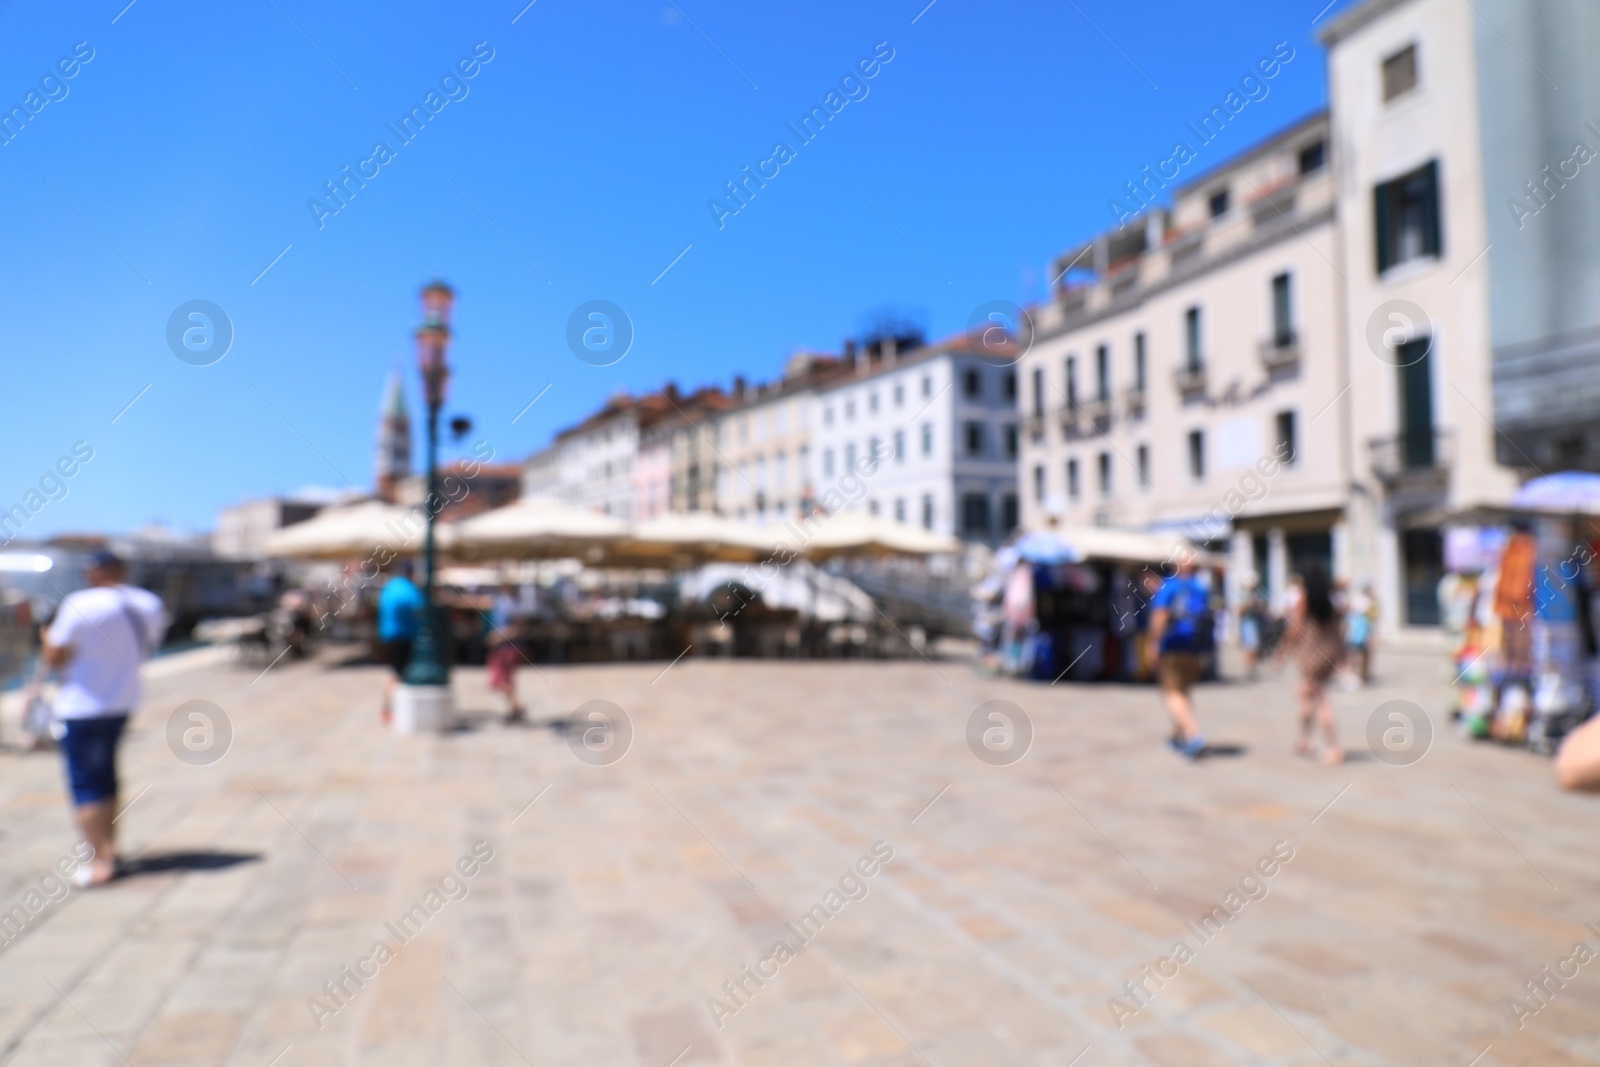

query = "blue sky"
[0,0,1353,536]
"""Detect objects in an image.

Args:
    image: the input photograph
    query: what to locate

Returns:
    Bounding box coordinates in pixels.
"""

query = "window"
[1067,458,1080,500]
[869,499,880,516]
[921,424,932,455]
[1004,424,1018,458]
[1208,188,1230,217]
[1095,344,1110,401]
[1375,161,1441,273]
[1137,443,1150,488]
[1382,44,1417,102]
[1276,410,1298,465]
[964,421,984,457]
[894,383,904,407]
[868,392,879,414]
[1031,368,1045,417]
[823,405,834,426]
[1065,357,1079,408]
[1001,493,1019,534]
[895,497,906,522]
[963,368,981,398]
[962,493,991,536]
[1298,140,1326,174]
[1187,430,1205,481]
[1033,464,1045,502]
[1098,451,1112,496]
[845,443,857,471]
[893,429,905,460]
[1184,307,1202,370]
[867,436,881,470]
[1003,373,1016,402]
[922,493,934,529]
[922,375,931,397]
[1134,333,1147,392]
[845,399,856,421]
[1272,273,1293,346]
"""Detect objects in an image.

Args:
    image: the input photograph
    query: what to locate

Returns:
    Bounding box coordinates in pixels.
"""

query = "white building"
[212,497,328,560]
[809,333,1020,544]
[522,393,654,519]
[1013,0,1600,636]
[1019,113,1347,609]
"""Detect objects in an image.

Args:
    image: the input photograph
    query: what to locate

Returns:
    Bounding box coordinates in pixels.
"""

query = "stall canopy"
[795,512,961,560]
[452,495,629,561]
[1511,472,1600,515]
[262,500,453,560]
[1011,526,1225,568]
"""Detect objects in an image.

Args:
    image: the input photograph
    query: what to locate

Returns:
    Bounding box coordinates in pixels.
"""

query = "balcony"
[1124,386,1146,417]
[1081,395,1113,423]
[1369,429,1453,486]
[1259,334,1300,372]
[1025,413,1046,439]
[1173,362,1207,395]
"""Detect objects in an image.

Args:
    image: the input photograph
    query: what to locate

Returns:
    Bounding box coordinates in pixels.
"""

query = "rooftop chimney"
[884,336,898,368]
[733,375,746,398]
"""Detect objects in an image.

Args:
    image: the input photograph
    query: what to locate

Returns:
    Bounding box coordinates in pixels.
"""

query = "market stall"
[975,526,1224,683]
[1432,473,1600,751]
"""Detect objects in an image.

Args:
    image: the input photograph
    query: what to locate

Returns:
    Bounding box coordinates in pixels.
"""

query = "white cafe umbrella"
[261,500,451,560]
[797,511,962,560]
[452,495,630,561]
[608,512,792,566]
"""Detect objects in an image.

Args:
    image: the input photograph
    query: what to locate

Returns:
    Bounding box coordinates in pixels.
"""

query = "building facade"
[522,393,655,519]
[1019,113,1347,608]
[714,352,845,523]
[810,334,1020,544]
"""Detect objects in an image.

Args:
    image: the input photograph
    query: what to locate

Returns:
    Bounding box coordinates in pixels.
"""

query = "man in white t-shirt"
[42,550,167,886]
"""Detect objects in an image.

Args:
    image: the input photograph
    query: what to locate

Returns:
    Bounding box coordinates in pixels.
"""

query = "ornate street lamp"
[403,281,454,693]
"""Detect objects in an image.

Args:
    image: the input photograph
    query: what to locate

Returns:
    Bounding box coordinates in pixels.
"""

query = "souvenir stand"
[1432,473,1600,751]
[976,528,1224,683]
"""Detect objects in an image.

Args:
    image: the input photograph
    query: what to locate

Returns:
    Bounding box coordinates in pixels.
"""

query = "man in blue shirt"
[1148,556,1210,759]
[377,561,424,724]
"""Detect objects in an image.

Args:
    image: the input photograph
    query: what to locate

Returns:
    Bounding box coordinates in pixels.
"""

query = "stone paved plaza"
[1,645,1597,1067]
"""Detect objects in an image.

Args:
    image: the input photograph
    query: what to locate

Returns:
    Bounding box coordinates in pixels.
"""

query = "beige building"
[1018,0,1600,636]
[714,352,846,522]
[1321,0,1600,628]
[1019,112,1346,606]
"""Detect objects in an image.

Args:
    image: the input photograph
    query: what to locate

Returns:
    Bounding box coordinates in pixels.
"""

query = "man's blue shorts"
[59,714,129,806]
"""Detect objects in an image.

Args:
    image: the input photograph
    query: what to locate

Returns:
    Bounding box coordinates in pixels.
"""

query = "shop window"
[1001,493,1019,534]
[962,493,991,535]
[1403,528,1443,625]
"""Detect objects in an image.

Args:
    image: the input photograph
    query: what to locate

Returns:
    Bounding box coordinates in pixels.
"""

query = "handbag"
[19,686,55,750]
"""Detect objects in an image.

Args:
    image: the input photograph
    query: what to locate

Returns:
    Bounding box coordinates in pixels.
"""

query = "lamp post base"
[392,684,454,734]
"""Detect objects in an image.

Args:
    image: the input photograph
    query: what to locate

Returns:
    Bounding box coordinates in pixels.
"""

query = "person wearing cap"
[40,550,167,886]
